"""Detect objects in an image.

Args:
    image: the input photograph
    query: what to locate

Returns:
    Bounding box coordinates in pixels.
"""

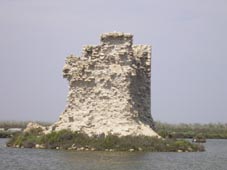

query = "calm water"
[0,139,227,170]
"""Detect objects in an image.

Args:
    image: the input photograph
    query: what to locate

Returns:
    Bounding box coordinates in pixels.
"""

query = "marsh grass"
[7,130,204,152]
[155,121,227,139]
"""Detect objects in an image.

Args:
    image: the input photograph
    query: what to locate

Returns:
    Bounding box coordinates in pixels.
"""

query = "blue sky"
[0,0,226,123]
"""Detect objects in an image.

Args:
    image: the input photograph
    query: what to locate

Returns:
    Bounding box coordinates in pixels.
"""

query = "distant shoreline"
[1,121,226,139]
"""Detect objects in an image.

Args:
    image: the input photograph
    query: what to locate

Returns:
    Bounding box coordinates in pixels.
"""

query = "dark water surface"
[0,139,227,170]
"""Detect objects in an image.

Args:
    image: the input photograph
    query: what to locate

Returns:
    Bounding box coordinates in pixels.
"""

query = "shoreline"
[6,130,205,152]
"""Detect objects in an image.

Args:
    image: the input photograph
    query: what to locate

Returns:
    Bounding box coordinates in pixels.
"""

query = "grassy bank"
[155,122,227,139]
[7,130,204,152]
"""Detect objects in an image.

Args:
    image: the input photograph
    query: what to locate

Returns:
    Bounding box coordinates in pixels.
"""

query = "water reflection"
[1,139,227,170]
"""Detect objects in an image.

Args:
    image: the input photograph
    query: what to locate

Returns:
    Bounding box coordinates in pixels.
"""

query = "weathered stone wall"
[51,32,158,137]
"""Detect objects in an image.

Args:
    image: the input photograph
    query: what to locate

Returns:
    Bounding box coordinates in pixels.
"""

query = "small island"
[7,127,204,152]
[6,32,205,152]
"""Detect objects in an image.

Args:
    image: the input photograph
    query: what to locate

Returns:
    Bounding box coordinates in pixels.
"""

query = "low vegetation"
[1,121,226,140]
[7,130,204,152]
[0,131,12,138]
[155,121,227,139]
[0,121,51,138]
[0,121,51,130]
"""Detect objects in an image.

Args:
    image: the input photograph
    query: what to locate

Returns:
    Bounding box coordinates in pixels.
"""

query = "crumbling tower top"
[100,32,133,46]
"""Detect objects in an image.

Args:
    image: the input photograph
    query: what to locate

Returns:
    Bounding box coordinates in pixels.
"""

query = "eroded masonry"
[51,32,158,137]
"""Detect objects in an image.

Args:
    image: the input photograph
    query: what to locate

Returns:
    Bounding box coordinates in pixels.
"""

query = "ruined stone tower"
[51,32,158,137]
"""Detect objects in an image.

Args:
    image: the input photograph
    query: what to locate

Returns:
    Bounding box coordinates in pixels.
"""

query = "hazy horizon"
[0,0,226,124]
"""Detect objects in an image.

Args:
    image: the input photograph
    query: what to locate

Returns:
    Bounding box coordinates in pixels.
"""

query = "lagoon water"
[0,139,227,170]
